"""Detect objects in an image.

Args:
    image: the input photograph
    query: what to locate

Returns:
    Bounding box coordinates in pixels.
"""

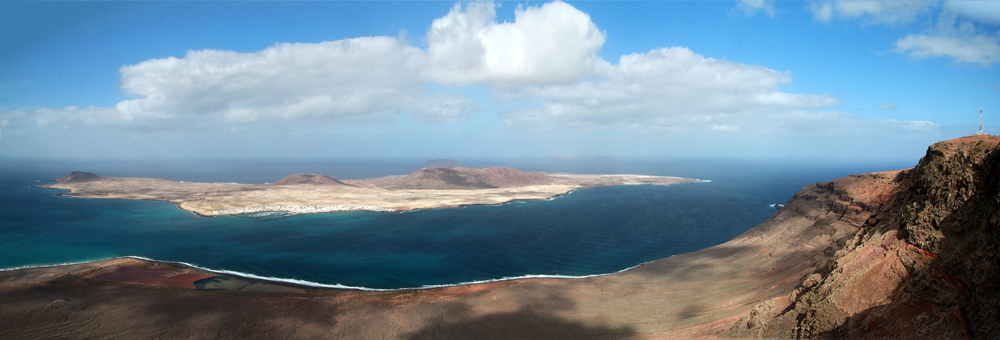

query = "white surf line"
[211,205,395,215]
[165,257,665,292]
[0,257,126,272]
[2,255,672,292]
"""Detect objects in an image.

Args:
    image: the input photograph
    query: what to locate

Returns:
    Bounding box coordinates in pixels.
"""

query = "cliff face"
[729,135,1000,339]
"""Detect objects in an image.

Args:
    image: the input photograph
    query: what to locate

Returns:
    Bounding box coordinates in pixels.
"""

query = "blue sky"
[1,1,998,163]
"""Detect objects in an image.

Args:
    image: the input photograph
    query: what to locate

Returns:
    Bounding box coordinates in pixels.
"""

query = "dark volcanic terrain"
[54,171,103,183]
[269,173,352,186]
[3,136,998,339]
[388,167,553,189]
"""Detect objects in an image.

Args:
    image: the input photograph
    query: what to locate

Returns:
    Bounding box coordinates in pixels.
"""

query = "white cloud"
[6,0,608,130]
[885,3,1000,67]
[809,0,936,25]
[116,37,477,126]
[712,124,741,132]
[2,0,937,143]
[8,37,479,130]
[878,103,898,110]
[425,1,606,88]
[944,0,1000,25]
[895,31,1000,66]
[767,111,937,136]
[499,47,839,131]
[812,2,835,22]
[736,0,776,18]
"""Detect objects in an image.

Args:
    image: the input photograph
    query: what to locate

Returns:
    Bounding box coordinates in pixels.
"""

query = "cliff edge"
[729,135,1000,339]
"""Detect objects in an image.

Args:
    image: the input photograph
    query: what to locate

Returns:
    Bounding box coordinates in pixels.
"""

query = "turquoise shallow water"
[0,159,905,289]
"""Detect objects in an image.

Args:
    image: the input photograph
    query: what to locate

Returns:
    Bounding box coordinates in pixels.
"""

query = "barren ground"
[36,173,697,216]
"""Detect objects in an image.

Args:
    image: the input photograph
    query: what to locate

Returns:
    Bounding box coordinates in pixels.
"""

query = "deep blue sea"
[0,158,909,289]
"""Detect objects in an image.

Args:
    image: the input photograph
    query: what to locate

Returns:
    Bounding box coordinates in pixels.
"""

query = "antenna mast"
[979,107,984,135]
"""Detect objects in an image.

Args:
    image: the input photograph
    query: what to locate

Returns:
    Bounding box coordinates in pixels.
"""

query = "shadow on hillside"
[1,282,341,338]
[404,292,637,340]
[627,244,757,281]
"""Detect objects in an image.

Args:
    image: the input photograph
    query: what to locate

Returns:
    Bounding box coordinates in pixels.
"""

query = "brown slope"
[730,135,1000,339]
[390,167,553,189]
[54,171,103,183]
[269,173,350,186]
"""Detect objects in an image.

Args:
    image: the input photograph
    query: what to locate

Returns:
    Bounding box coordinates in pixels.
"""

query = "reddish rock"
[729,135,1000,339]
[54,171,103,183]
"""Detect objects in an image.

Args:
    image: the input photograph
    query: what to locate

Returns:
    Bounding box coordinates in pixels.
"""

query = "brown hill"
[54,171,103,183]
[269,173,350,186]
[728,135,1000,339]
[391,167,552,189]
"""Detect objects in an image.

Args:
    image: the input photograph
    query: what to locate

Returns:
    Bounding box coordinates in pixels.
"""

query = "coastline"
[1,172,867,338]
[37,172,701,217]
[1,254,670,292]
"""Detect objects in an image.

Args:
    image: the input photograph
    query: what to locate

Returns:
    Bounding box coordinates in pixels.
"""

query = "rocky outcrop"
[269,174,350,186]
[390,167,553,190]
[54,171,103,183]
[729,135,1000,339]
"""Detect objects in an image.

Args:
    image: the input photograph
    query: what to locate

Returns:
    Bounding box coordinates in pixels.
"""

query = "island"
[35,167,699,217]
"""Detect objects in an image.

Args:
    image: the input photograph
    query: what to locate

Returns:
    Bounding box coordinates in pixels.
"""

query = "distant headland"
[422,159,465,168]
[36,166,698,217]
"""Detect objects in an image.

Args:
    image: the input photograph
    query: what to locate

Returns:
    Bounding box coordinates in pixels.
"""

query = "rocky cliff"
[729,135,1000,339]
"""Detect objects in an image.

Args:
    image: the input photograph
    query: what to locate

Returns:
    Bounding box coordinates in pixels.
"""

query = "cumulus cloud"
[736,0,776,18]
[894,11,1000,66]
[6,37,480,130]
[944,0,1000,25]
[119,38,430,125]
[895,33,1000,66]
[6,0,611,130]
[499,47,839,131]
[809,0,936,25]
[5,0,921,139]
[425,1,605,88]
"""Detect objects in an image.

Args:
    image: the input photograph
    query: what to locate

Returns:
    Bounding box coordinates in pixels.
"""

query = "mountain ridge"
[728,135,1000,339]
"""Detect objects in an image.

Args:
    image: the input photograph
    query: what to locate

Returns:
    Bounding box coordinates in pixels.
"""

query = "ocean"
[0,158,908,290]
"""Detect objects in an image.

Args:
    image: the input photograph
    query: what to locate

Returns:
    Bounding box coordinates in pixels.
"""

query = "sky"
[1,0,998,164]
